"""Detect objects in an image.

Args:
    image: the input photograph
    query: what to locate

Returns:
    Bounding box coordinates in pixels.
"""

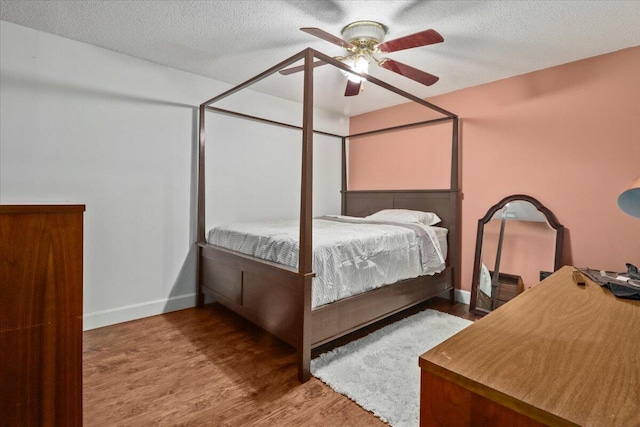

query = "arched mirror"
[470,195,565,316]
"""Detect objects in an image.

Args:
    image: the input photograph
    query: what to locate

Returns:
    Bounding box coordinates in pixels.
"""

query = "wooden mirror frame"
[469,194,565,316]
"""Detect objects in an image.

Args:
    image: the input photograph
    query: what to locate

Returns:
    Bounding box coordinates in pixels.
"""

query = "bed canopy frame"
[196,48,460,382]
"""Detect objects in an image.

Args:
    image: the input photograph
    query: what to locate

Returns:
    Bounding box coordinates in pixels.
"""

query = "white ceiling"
[1,1,639,116]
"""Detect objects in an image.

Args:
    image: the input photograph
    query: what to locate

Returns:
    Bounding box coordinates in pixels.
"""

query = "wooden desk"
[419,266,640,426]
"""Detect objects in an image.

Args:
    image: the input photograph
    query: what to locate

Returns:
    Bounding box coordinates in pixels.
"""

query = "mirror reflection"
[471,195,564,315]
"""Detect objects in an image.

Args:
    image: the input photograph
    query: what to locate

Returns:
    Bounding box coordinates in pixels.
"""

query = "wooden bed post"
[196,104,206,308]
[341,137,347,215]
[451,117,459,192]
[450,117,460,303]
[298,48,314,383]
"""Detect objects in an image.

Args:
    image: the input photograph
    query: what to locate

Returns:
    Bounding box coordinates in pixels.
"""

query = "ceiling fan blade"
[301,27,355,49]
[344,79,362,96]
[279,60,328,75]
[377,29,443,53]
[379,59,439,86]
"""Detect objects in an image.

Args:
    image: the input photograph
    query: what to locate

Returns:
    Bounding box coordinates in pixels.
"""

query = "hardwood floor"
[83,297,480,426]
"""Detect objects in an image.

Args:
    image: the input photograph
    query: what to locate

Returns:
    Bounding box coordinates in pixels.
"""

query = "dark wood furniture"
[470,194,564,316]
[419,266,640,427]
[196,48,460,382]
[493,271,524,308]
[0,205,85,426]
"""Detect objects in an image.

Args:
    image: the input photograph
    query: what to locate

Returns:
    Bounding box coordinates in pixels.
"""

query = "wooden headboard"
[343,190,456,227]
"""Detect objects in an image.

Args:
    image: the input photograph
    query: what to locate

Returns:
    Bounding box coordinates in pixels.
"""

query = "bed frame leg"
[196,246,205,308]
[196,290,205,308]
[449,287,456,303]
[298,350,311,383]
[298,273,313,383]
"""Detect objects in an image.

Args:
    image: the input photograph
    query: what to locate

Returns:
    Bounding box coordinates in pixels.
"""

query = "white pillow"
[365,209,441,226]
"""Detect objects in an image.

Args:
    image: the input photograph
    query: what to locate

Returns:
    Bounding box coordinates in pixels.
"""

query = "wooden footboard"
[199,244,307,346]
[198,243,313,381]
[311,267,452,346]
[198,242,452,382]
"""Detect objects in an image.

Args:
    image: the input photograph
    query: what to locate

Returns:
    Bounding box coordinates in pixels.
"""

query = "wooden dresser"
[419,266,640,426]
[0,205,85,426]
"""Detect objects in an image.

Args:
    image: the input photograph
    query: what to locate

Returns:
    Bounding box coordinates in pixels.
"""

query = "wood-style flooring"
[83,297,480,426]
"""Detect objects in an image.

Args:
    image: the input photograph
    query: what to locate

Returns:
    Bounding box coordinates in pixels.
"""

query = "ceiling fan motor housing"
[341,21,387,49]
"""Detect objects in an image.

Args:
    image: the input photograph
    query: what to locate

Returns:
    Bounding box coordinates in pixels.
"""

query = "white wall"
[205,115,343,228]
[0,21,347,330]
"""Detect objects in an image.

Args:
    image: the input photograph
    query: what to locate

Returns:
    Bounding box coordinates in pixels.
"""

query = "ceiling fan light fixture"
[342,55,369,83]
[355,56,369,72]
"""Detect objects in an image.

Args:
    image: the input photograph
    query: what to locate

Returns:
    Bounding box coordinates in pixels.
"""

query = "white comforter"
[207,216,447,308]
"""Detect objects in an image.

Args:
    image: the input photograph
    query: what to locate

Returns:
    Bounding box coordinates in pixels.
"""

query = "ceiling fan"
[280,20,444,96]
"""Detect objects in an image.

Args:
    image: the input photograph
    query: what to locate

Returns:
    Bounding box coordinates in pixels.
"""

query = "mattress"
[207,215,447,308]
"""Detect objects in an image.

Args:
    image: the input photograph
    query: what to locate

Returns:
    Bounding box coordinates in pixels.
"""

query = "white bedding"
[207,215,447,308]
[480,262,493,296]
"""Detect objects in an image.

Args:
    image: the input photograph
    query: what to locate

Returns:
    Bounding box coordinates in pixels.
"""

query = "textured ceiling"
[1,1,639,116]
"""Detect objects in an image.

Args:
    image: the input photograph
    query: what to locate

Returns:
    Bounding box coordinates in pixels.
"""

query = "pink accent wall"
[349,47,640,292]
[349,124,452,190]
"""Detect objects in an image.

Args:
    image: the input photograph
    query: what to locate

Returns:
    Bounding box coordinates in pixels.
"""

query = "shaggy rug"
[311,309,472,427]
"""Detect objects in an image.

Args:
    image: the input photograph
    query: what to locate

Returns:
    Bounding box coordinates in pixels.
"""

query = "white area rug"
[311,309,472,427]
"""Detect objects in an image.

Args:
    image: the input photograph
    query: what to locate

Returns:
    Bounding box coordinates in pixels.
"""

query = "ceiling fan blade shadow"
[379,59,439,86]
[287,1,345,23]
[377,29,443,53]
[279,60,328,75]
[301,27,355,49]
[393,0,484,21]
[344,79,362,96]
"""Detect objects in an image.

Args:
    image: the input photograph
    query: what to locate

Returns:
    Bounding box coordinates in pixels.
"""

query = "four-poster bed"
[196,48,460,382]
